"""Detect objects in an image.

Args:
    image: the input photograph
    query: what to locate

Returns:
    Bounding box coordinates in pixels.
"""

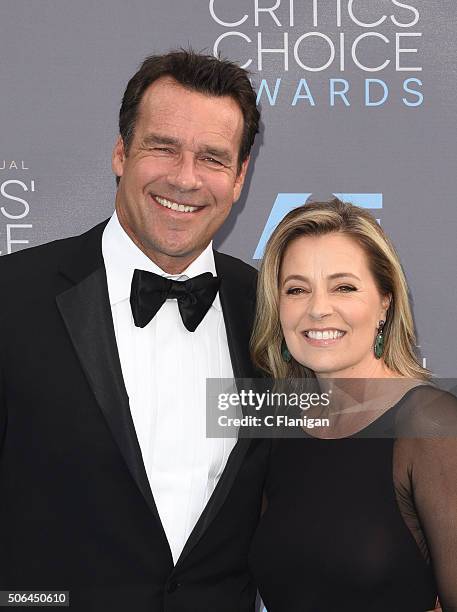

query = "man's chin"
[148,241,202,260]
[137,238,209,270]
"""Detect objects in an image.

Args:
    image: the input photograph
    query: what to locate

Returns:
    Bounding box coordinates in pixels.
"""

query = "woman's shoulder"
[394,383,457,438]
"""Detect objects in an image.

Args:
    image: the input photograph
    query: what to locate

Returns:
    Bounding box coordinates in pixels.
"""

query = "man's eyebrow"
[140,133,181,147]
[139,135,234,164]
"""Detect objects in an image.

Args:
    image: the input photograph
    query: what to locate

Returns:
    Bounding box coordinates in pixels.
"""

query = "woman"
[249,199,457,611]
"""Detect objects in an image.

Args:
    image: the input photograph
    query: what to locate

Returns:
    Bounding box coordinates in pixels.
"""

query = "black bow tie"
[130,269,221,332]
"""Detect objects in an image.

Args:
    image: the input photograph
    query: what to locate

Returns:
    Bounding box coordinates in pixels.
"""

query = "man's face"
[112,76,249,272]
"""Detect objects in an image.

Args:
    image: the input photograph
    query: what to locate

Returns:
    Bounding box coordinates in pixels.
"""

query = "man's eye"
[336,285,356,292]
[155,147,173,153]
[202,157,223,166]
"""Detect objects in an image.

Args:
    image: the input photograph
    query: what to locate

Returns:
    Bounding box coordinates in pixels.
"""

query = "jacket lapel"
[55,221,164,529]
[175,251,258,567]
[214,251,258,381]
[56,231,259,567]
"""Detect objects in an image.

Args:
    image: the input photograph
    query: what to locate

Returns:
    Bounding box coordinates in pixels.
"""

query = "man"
[0,51,268,611]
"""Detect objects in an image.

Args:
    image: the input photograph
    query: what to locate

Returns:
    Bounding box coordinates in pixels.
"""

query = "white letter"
[396,33,422,71]
[7,224,32,254]
[213,32,252,69]
[391,1,420,28]
[336,0,342,27]
[255,393,265,410]
[1,180,30,219]
[321,393,330,406]
[311,0,343,27]
[289,0,294,26]
[312,0,318,27]
[229,393,240,406]
[239,389,249,405]
[218,393,229,410]
[352,33,390,72]
[258,32,289,71]
[209,0,248,27]
[255,0,281,26]
[294,33,335,72]
[339,32,345,71]
[348,0,387,27]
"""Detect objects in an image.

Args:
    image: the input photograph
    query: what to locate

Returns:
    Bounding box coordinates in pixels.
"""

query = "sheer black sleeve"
[394,385,457,611]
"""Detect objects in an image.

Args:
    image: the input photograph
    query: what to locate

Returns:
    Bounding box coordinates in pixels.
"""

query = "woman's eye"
[336,285,356,292]
[285,287,307,295]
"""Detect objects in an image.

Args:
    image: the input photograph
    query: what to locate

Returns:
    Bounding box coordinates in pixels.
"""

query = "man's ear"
[112,136,126,178]
[233,156,250,203]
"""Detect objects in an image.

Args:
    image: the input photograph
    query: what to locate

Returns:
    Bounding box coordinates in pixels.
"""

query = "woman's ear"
[381,293,392,318]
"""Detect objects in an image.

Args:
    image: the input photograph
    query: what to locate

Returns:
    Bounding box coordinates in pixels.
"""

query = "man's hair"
[117,49,259,181]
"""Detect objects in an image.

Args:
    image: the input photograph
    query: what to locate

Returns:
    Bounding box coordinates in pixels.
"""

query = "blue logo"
[253,193,383,259]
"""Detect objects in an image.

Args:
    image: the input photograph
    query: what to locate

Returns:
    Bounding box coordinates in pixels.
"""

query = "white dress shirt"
[102,211,236,564]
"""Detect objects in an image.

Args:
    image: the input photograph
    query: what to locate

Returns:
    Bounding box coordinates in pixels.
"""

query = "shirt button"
[167,581,181,593]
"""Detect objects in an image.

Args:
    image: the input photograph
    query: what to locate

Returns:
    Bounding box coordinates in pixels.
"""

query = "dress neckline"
[301,383,430,440]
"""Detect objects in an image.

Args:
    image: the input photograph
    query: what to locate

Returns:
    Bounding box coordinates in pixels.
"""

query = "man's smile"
[152,194,204,214]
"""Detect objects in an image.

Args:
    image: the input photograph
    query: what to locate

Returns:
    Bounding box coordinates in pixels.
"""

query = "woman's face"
[279,232,390,378]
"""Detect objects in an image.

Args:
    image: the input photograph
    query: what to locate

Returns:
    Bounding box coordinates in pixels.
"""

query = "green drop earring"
[281,338,292,363]
[374,320,385,359]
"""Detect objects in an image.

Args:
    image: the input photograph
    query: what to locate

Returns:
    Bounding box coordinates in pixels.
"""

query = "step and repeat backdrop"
[1,1,456,375]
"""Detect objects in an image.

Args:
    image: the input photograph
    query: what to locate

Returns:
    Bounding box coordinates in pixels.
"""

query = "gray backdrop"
[1,0,456,377]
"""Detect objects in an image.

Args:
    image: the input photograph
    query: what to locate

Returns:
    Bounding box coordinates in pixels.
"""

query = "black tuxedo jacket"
[0,220,269,612]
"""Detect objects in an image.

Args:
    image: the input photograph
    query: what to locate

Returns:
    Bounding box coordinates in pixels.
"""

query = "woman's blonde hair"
[251,198,430,380]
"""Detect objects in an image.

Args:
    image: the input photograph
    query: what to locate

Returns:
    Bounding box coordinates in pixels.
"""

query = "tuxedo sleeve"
[0,361,4,452]
[0,311,5,452]
[0,262,8,453]
[0,342,5,587]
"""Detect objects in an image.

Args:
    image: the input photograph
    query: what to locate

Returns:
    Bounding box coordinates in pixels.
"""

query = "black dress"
[249,385,457,611]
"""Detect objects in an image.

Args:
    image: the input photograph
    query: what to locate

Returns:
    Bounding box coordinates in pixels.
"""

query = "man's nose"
[307,288,333,320]
[166,153,202,191]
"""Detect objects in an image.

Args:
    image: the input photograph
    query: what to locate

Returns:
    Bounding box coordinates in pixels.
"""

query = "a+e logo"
[253,193,383,259]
